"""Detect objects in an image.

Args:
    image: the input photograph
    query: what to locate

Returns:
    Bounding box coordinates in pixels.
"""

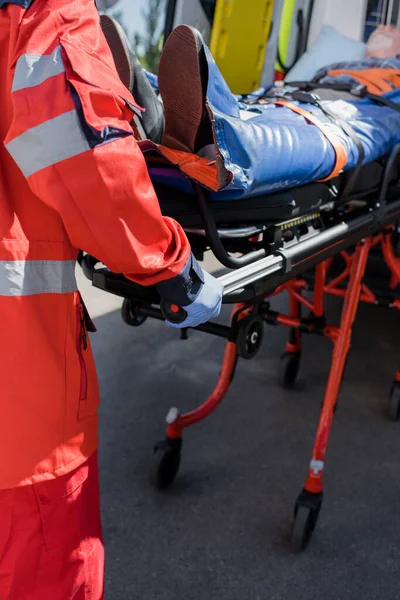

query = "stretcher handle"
[160,300,188,324]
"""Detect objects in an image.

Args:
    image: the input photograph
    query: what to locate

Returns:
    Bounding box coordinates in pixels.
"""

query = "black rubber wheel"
[389,383,400,421]
[281,352,301,388]
[393,227,400,257]
[290,490,323,553]
[121,298,147,327]
[149,440,181,490]
[290,505,315,553]
[237,315,264,360]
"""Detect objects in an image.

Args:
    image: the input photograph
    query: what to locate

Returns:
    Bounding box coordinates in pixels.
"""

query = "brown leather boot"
[158,25,213,153]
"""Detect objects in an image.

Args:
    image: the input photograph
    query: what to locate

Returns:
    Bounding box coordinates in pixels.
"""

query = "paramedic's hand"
[166,270,223,329]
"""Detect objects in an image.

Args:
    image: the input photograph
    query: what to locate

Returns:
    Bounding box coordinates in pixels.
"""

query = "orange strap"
[158,145,222,191]
[139,139,232,191]
[327,68,400,95]
[274,100,348,181]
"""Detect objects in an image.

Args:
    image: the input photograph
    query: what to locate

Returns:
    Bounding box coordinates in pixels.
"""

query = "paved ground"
[78,263,400,600]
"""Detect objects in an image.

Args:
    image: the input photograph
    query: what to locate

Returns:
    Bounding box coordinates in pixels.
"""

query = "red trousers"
[0,452,104,599]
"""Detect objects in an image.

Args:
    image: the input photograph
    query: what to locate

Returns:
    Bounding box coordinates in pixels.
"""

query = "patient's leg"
[101,15,165,143]
[101,14,134,91]
[158,25,214,153]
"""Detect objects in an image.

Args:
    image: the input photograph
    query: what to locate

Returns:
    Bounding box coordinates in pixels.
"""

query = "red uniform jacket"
[0,0,192,489]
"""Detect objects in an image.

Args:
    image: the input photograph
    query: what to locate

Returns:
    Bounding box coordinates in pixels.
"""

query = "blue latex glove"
[166,269,223,329]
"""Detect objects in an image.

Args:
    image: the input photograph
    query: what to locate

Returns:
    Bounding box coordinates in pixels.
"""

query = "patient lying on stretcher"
[102,17,400,201]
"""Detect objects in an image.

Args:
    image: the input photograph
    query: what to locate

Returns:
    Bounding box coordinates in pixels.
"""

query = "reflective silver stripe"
[6,110,90,178]
[12,46,65,92]
[0,260,77,296]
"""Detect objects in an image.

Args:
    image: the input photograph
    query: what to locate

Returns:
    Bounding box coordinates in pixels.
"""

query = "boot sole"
[159,25,205,153]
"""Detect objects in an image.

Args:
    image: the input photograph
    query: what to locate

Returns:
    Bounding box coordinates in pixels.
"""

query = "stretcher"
[81,18,400,552]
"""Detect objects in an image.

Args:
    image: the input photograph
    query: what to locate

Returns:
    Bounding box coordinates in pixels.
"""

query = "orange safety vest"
[0,0,190,490]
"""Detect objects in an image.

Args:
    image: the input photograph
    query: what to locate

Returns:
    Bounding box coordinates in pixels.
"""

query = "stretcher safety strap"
[274,100,348,180]
[316,102,365,203]
[0,260,77,296]
[156,144,222,191]
[12,47,65,92]
[289,79,400,113]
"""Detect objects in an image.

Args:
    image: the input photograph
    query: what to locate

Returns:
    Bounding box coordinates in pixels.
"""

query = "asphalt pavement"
[77,263,400,600]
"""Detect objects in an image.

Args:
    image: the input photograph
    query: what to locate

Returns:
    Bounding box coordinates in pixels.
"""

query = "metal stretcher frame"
[80,143,400,553]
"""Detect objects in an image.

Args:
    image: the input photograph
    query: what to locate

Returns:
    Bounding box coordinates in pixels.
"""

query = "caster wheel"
[149,439,182,490]
[237,315,264,360]
[290,490,323,553]
[121,299,147,327]
[291,506,315,552]
[393,227,400,258]
[389,382,400,421]
[281,352,301,388]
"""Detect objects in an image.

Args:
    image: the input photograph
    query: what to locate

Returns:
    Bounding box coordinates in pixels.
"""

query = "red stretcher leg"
[291,240,371,552]
[165,339,237,438]
[305,240,371,495]
[382,231,400,282]
[150,306,240,490]
[380,233,400,420]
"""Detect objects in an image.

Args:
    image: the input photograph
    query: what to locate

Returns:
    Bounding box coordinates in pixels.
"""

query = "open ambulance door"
[163,0,276,94]
[164,0,215,45]
[162,0,400,94]
[307,0,368,47]
[274,0,314,79]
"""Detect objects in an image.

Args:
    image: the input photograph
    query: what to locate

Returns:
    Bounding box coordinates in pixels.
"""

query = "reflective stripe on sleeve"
[12,46,65,92]
[0,260,77,296]
[5,110,91,178]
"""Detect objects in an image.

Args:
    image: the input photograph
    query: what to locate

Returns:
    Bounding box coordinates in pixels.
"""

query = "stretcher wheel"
[281,352,301,388]
[121,299,147,327]
[393,228,400,257]
[149,439,182,490]
[236,315,264,360]
[388,382,400,421]
[290,490,323,553]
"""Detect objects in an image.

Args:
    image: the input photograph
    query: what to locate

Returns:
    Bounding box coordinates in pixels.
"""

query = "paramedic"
[0,0,223,598]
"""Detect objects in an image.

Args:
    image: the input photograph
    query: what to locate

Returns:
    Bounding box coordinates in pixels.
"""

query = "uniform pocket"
[59,36,142,143]
[76,301,88,415]
[75,294,99,420]
[33,453,101,555]
[34,464,89,554]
